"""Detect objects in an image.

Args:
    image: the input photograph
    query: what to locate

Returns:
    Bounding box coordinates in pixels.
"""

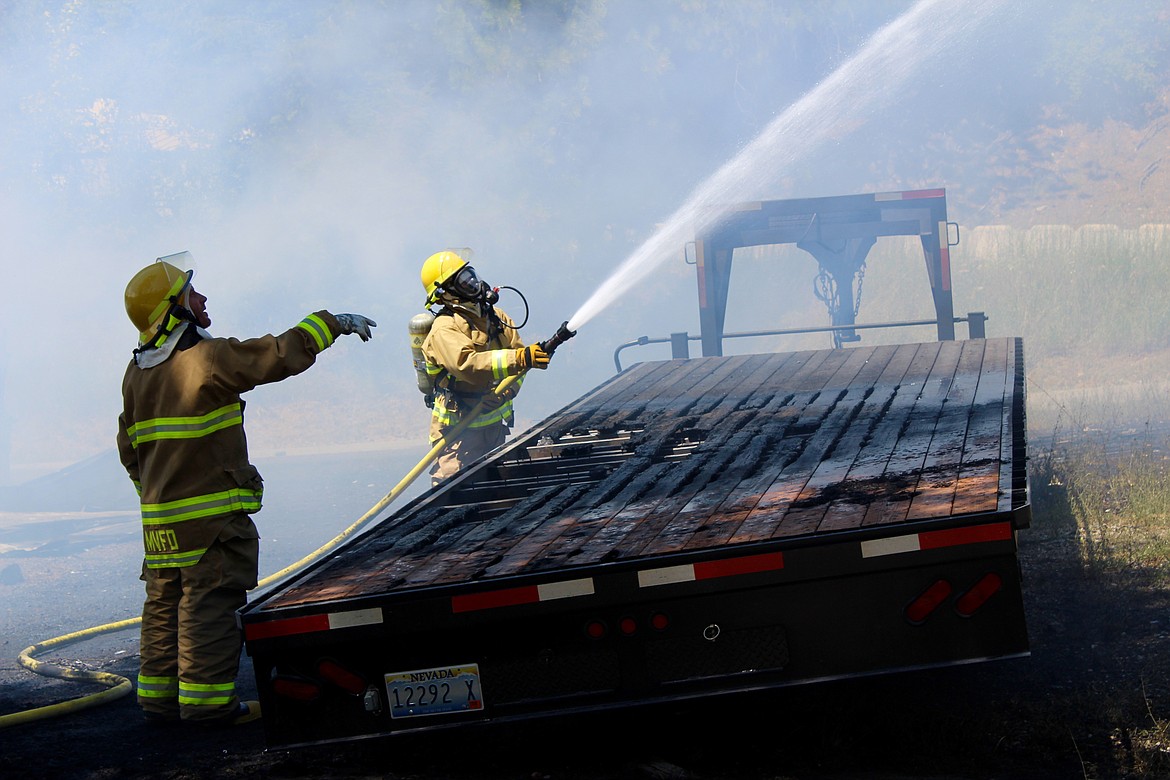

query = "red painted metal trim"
[919,522,1012,551]
[693,551,785,580]
[245,613,330,641]
[451,584,540,614]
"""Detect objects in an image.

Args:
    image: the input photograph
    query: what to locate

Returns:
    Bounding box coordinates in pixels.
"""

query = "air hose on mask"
[0,321,577,729]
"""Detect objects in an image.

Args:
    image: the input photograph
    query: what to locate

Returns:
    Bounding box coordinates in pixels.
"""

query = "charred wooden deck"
[262,338,1027,610]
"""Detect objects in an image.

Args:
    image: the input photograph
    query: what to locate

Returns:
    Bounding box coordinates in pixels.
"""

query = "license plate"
[384,663,484,719]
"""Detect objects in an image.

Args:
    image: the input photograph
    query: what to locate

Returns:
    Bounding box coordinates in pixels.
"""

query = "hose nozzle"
[540,321,577,356]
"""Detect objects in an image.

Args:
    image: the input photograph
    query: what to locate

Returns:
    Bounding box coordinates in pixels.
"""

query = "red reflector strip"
[874,188,945,201]
[244,607,383,640]
[919,522,1012,550]
[955,572,1003,616]
[451,578,594,614]
[905,579,953,624]
[862,522,1012,559]
[639,551,784,588]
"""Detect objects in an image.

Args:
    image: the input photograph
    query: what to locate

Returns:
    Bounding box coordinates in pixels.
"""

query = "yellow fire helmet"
[124,252,194,345]
[420,249,472,305]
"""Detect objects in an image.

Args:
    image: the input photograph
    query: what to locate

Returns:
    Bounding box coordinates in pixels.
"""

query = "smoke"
[0,1,1160,486]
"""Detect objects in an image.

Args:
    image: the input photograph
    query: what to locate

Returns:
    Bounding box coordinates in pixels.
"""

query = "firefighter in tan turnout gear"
[116,253,375,726]
[418,250,550,485]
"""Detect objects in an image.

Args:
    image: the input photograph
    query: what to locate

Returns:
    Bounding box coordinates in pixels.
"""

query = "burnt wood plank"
[950,338,1011,516]
[997,338,1024,513]
[690,344,905,546]
[404,484,596,585]
[859,339,963,527]
[723,346,880,544]
[773,344,909,536]
[810,343,924,532]
[482,354,784,575]
[815,342,934,527]
[533,352,800,569]
[905,339,989,520]
[617,350,840,556]
[558,358,700,435]
[566,354,804,563]
[584,354,749,435]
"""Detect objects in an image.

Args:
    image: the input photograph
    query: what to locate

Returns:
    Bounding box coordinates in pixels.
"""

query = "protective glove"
[515,343,550,370]
[480,383,518,411]
[335,313,377,341]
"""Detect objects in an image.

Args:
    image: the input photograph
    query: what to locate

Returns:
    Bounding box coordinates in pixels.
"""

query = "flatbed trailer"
[240,334,1030,749]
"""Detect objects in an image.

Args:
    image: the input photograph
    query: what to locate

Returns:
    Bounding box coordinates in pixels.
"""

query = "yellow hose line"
[0,618,139,728]
[0,374,521,729]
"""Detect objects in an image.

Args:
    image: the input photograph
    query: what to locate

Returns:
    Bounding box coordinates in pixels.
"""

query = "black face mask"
[447,266,498,305]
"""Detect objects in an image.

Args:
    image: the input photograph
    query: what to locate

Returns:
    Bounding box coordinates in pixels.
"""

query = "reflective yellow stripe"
[491,349,511,380]
[126,403,243,449]
[147,274,190,326]
[179,680,235,706]
[137,674,179,698]
[429,394,513,432]
[431,396,455,427]
[296,313,334,351]
[144,547,208,568]
[141,487,262,524]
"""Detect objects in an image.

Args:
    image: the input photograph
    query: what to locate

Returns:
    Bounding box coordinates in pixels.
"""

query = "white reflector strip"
[537,578,595,601]
[327,607,384,629]
[638,564,696,588]
[861,535,921,558]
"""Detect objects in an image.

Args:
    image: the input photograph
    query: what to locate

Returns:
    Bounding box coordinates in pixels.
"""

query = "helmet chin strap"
[134,301,196,355]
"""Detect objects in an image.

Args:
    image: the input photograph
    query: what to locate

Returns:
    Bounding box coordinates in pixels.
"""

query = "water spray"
[563,0,1012,334]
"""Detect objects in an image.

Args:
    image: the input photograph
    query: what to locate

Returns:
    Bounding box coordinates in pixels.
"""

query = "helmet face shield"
[448,265,483,300]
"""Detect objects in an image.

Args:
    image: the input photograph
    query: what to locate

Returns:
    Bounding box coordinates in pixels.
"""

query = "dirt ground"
[1,445,1169,780]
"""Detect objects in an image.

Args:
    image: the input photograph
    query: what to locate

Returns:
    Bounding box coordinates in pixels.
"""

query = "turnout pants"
[137,515,259,722]
[430,423,507,486]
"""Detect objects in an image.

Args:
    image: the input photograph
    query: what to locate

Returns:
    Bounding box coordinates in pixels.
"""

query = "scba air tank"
[408,311,436,397]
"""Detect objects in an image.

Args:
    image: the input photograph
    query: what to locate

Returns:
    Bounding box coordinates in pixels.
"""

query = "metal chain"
[853,260,867,318]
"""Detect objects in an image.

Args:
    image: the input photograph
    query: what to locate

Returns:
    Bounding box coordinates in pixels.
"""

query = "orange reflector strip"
[955,572,1003,617]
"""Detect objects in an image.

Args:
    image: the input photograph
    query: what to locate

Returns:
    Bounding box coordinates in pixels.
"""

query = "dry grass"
[1030,415,1170,778]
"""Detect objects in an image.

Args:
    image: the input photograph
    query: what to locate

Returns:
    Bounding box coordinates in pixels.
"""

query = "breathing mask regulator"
[409,255,574,406]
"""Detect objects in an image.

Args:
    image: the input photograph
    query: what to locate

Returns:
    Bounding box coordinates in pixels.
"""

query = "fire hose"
[0,321,576,729]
